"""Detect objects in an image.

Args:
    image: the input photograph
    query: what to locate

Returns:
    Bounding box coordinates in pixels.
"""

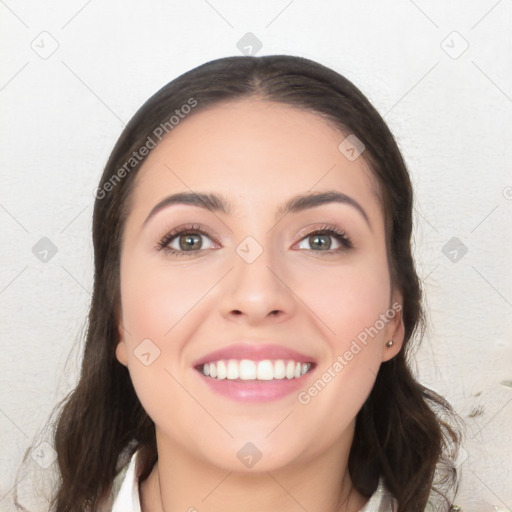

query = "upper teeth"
[202,359,311,380]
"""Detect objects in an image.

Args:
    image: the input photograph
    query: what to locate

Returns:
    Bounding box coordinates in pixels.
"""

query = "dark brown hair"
[14,54,462,512]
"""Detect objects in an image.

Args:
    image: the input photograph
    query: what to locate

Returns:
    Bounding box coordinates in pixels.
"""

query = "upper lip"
[192,341,316,368]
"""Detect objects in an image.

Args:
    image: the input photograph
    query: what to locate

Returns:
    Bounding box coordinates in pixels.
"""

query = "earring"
[386,340,393,347]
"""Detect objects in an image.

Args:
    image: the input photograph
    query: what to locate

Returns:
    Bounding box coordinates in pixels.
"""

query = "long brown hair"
[14,54,462,512]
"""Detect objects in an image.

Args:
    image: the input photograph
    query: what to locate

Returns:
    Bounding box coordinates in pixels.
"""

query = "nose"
[218,242,297,326]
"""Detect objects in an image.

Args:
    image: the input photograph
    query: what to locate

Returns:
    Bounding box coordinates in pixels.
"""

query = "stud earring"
[386,340,394,347]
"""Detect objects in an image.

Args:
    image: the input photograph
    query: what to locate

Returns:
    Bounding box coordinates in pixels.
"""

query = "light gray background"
[1,1,511,510]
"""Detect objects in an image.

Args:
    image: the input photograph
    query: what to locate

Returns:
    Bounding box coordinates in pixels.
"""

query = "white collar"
[112,448,141,512]
[358,478,398,511]
[112,449,397,512]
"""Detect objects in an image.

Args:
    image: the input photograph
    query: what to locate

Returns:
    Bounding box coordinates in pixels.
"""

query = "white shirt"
[111,449,398,512]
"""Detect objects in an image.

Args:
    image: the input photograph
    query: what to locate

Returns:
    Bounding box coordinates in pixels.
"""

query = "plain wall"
[1,1,511,510]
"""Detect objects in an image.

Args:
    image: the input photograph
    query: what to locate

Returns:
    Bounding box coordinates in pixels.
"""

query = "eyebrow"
[142,190,371,229]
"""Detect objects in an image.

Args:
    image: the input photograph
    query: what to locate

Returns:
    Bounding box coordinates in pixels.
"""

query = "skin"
[115,98,405,512]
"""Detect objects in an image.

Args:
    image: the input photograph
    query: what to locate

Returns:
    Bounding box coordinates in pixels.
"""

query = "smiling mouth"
[196,359,315,381]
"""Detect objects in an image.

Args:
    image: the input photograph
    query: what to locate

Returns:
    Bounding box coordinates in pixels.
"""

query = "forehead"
[130,98,382,220]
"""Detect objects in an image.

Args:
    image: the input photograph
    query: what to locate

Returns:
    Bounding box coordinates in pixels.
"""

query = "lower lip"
[196,369,314,402]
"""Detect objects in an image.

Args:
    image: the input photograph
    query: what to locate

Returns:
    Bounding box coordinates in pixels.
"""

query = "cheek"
[117,258,210,438]
[291,254,390,417]
[119,257,219,347]
[117,256,225,421]
[294,253,392,344]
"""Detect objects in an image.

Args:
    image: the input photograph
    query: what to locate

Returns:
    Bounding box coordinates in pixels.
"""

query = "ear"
[115,312,129,367]
[381,291,405,363]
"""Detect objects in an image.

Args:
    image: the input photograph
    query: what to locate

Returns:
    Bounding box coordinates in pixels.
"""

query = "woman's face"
[115,98,404,472]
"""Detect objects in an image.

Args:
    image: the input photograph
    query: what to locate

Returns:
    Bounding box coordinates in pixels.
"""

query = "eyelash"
[156,223,353,257]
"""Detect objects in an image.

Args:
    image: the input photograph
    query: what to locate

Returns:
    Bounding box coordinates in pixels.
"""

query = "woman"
[14,54,462,512]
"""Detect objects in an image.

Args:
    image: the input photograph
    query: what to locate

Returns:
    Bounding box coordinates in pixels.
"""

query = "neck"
[139,429,368,512]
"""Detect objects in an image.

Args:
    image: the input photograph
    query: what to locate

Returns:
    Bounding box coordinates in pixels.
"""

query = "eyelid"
[156,223,220,252]
[160,223,220,247]
[293,223,353,251]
